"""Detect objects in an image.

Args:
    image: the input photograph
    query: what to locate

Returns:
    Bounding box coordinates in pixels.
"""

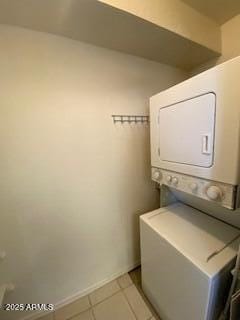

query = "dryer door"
[159,93,215,168]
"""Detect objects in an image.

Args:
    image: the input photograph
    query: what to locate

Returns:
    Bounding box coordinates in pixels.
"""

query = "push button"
[172,177,178,186]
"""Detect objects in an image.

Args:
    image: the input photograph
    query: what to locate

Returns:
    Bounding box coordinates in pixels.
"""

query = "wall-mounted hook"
[112,115,149,124]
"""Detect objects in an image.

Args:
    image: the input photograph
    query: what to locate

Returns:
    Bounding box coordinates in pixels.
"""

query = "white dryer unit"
[150,57,240,209]
[140,203,240,320]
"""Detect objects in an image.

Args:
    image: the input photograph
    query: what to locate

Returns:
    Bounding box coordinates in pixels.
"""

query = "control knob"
[172,177,178,186]
[153,170,161,180]
[190,182,198,192]
[206,186,223,201]
[166,175,172,183]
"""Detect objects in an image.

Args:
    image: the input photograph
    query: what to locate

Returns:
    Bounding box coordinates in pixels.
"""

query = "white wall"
[220,14,240,63]
[0,25,186,320]
[190,14,240,75]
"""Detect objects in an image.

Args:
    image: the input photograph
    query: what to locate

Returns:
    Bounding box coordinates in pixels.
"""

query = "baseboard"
[21,260,140,320]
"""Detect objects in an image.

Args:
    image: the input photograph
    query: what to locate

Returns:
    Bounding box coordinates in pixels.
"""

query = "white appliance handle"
[202,134,211,155]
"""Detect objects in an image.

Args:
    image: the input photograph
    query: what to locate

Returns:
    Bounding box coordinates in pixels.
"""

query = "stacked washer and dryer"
[140,57,240,320]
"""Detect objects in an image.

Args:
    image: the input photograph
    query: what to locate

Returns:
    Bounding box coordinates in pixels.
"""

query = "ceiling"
[0,0,220,70]
[181,0,240,24]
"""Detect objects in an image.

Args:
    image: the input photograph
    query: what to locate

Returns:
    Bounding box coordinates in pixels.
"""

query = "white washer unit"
[150,56,240,209]
[140,57,240,320]
[140,203,240,320]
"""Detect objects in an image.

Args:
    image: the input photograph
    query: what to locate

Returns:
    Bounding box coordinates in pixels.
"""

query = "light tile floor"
[38,268,160,320]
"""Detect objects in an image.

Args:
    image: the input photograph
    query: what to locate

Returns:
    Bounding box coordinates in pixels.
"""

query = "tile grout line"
[64,287,121,319]
[123,283,155,320]
[121,285,138,320]
[133,284,160,320]
[52,274,155,320]
[88,286,121,308]
[90,279,137,320]
[53,295,91,320]
[117,277,133,290]
[89,283,141,320]
[59,296,92,320]
[53,281,121,320]
[91,307,96,320]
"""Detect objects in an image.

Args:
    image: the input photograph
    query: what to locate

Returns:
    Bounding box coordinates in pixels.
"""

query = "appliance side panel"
[206,261,235,320]
[150,96,160,169]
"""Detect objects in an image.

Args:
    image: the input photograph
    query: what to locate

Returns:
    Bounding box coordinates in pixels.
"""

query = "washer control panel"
[152,167,236,209]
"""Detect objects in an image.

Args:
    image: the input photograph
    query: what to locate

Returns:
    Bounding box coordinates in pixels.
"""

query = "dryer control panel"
[152,167,237,210]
